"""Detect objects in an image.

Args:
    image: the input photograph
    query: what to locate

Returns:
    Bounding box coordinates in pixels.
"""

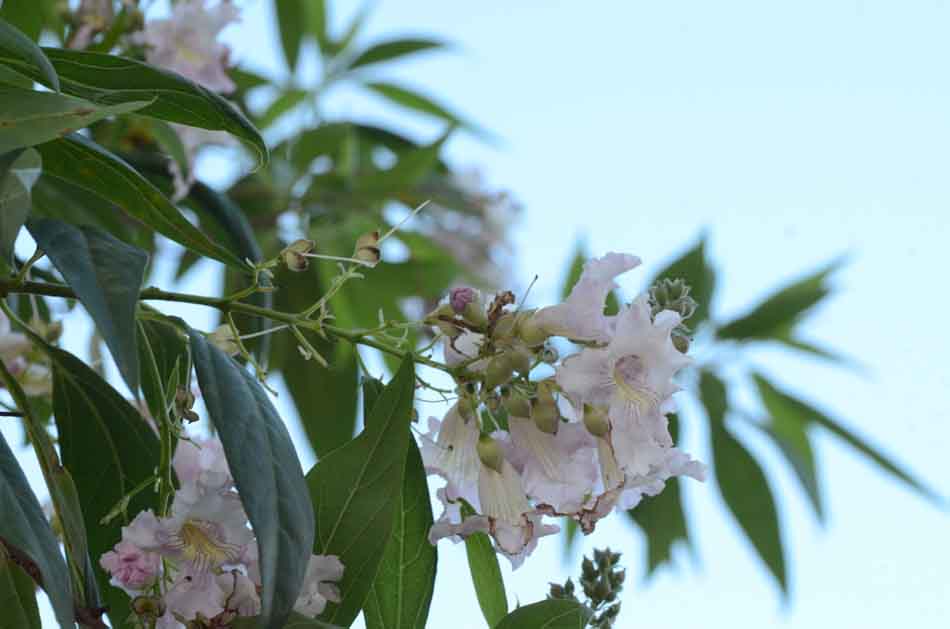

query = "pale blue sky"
[6,1,949,627]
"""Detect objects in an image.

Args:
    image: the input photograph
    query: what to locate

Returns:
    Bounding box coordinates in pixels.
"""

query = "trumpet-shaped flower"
[420,405,481,506]
[294,554,345,617]
[534,252,641,342]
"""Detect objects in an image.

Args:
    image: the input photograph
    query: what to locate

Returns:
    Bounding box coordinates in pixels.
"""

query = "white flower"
[294,554,345,618]
[217,570,261,617]
[505,415,598,514]
[173,437,233,494]
[442,330,488,371]
[533,252,641,342]
[133,0,239,93]
[420,405,481,506]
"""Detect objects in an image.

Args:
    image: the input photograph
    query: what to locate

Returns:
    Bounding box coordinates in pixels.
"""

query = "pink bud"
[450,287,477,314]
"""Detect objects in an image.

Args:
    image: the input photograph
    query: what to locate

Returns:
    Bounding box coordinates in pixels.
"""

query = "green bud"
[493,312,517,339]
[582,404,611,438]
[477,434,506,473]
[503,390,532,417]
[510,344,533,375]
[672,332,690,354]
[517,310,550,346]
[484,354,514,389]
[532,381,560,434]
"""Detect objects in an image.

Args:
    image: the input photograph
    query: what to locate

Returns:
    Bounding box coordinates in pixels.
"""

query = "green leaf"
[749,376,823,521]
[28,218,146,393]
[137,315,190,422]
[0,48,268,166]
[0,147,40,265]
[0,86,148,153]
[358,130,449,195]
[649,234,716,327]
[465,530,508,627]
[275,0,308,71]
[42,343,160,625]
[258,88,310,130]
[363,82,487,138]
[35,134,247,271]
[627,414,691,573]
[189,329,315,629]
[305,357,416,626]
[0,16,58,91]
[717,257,843,340]
[0,431,74,628]
[0,557,41,629]
[494,599,593,629]
[700,370,787,594]
[350,38,444,70]
[753,373,940,503]
[363,429,437,629]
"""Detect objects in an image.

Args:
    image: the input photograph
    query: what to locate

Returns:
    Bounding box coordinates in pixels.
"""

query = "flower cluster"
[421,253,705,567]
[100,437,343,627]
[0,310,52,397]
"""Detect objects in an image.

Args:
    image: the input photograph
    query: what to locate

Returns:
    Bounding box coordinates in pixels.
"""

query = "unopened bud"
[510,345,533,375]
[450,287,478,314]
[207,325,240,356]
[493,312,516,338]
[518,311,550,347]
[583,404,611,438]
[425,303,460,338]
[502,390,531,417]
[484,354,513,389]
[280,239,314,272]
[477,434,506,473]
[532,382,560,434]
[131,595,165,620]
[672,333,690,354]
[353,231,381,266]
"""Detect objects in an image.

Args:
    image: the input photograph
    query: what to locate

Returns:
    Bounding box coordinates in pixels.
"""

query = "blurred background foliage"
[0,0,938,601]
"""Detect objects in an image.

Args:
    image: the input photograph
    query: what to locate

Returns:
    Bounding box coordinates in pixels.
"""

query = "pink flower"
[99,540,161,593]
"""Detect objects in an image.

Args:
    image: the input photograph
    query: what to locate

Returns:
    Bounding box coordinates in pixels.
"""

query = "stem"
[0,279,450,373]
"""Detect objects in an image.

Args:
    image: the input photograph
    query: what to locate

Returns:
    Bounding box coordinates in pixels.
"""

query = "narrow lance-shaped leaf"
[28,217,147,394]
[363,81,490,139]
[190,329,315,629]
[464,529,508,627]
[363,380,437,629]
[0,557,42,629]
[0,431,73,628]
[0,48,268,166]
[493,599,593,629]
[349,38,445,70]
[274,0,308,71]
[700,370,787,595]
[754,373,941,503]
[0,17,59,91]
[305,357,416,626]
[35,134,248,271]
[717,257,844,340]
[0,86,148,154]
[0,147,40,265]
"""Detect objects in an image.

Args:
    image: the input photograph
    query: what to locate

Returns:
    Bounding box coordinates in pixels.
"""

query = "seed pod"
[280,238,314,272]
[353,230,381,266]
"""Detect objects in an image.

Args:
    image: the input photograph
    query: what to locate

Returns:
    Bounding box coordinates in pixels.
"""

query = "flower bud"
[131,595,165,620]
[207,325,240,356]
[517,310,550,347]
[450,287,478,314]
[280,238,314,272]
[484,354,513,389]
[476,434,506,473]
[672,333,690,354]
[425,303,461,339]
[502,389,532,417]
[353,231,381,266]
[531,382,560,434]
[509,344,533,375]
[493,312,516,339]
[582,404,611,438]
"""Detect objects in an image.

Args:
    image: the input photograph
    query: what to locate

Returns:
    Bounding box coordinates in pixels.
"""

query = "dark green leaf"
[0,86,147,153]
[494,599,593,629]
[718,257,843,340]
[305,357,415,626]
[649,234,715,327]
[750,376,823,521]
[0,557,41,629]
[363,82,488,138]
[275,0,307,71]
[0,16,58,91]
[465,530,507,627]
[0,431,74,628]
[189,330,315,629]
[35,134,247,271]
[363,434,437,629]
[753,373,940,503]
[43,343,159,625]
[0,48,268,166]
[0,147,39,265]
[28,218,146,393]
[137,314,190,419]
[350,38,444,70]
[700,370,787,594]
[628,414,691,573]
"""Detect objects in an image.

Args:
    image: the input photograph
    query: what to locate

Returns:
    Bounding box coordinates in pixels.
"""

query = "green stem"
[0,279,450,373]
